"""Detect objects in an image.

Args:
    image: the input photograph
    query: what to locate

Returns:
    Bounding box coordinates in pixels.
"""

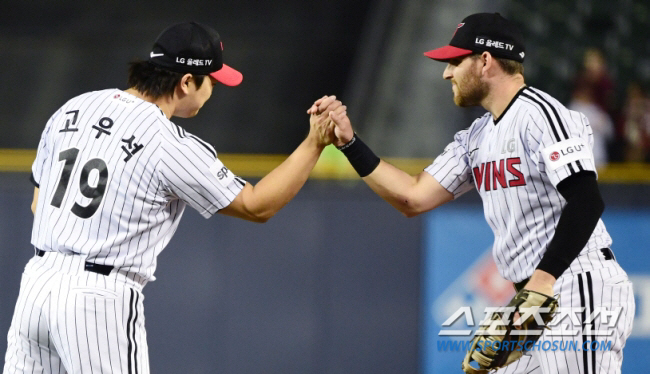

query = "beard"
[452,70,488,107]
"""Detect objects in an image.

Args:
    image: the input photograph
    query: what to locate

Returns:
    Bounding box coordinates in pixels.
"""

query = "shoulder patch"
[210,159,235,187]
[540,138,592,171]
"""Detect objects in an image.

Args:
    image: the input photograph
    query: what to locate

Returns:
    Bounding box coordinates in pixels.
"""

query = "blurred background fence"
[1,0,650,373]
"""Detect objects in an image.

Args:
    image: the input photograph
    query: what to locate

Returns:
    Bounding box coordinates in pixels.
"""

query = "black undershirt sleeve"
[536,171,605,279]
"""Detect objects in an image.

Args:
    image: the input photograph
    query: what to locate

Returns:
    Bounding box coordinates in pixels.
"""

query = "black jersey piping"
[493,85,527,125]
[520,93,562,142]
[526,88,570,139]
[189,135,217,158]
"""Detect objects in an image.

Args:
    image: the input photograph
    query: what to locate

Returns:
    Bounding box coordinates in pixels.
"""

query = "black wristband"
[337,134,380,177]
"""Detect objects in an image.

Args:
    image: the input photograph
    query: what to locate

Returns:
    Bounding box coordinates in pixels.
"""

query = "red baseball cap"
[149,22,243,87]
[424,13,525,63]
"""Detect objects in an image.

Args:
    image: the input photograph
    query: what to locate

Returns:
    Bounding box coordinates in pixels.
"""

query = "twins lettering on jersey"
[471,137,525,192]
[473,157,526,192]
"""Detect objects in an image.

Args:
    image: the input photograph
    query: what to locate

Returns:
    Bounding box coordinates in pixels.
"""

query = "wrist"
[524,270,556,296]
[337,134,380,177]
[304,134,327,152]
[337,132,354,146]
[336,133,357,151]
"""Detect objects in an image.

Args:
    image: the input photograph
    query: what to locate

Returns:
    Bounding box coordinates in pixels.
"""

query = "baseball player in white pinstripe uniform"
[4,22,343,374]
[310,12,634,374]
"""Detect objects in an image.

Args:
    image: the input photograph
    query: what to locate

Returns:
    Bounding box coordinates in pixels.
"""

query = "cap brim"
[210,63,243,87]
[424,45,473,61]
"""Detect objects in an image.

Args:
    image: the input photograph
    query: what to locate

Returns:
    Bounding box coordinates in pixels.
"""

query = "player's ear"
[481,52,490,65]
[179,73,194,94]
[481,52,492,75]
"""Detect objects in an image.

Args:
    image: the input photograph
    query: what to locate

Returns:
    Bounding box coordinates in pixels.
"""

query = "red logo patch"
[550,151,560,161]
[114,94,121,99]
[452,23,465,37]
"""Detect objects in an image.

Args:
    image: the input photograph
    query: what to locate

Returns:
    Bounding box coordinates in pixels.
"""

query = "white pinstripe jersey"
[425,86,612,282]
[31,89,245,282]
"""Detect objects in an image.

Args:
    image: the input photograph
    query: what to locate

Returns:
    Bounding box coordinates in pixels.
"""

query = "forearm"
[315,99,452,215]
[523,190,601,296]
[361,161,453,216]
[536,178,604,277]
[245,137,324,219]
[526,172,604,295]
[31,187,39,214]
[363,161,425,215]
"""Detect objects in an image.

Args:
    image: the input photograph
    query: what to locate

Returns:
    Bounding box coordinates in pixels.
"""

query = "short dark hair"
[127,60,207,99]
[470,54,524,76]
[494,57,524,76]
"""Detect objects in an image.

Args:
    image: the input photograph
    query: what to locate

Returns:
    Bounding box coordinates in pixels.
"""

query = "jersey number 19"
[50,147,108,219]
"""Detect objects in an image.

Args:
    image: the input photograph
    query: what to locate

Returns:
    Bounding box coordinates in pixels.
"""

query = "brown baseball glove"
[461,289,558,374]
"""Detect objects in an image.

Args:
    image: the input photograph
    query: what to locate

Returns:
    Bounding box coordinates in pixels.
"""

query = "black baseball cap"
[148,22,243,86]
[424,13,525,63]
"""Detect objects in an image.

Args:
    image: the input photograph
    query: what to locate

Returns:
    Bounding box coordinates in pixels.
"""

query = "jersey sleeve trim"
[188,134,217,158]
[169,122,217,159]
[170,122,187,139]
[520,89,583,175]
[424,142,474,198]
[155,127,246,218]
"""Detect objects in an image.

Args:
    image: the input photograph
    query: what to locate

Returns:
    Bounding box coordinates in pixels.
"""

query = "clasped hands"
[306,95,354,148]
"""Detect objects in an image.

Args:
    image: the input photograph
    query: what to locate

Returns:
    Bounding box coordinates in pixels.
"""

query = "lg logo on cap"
[550,152,560,161]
